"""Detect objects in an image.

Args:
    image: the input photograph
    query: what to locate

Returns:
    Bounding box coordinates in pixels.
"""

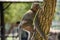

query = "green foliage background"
[4,3,32,23]
[53,0,60,21]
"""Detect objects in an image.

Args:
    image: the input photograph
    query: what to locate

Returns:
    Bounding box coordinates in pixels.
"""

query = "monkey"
[18,3,40,40]
[18,3,47,40]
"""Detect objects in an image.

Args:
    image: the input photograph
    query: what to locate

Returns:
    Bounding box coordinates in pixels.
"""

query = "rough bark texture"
[35,0,57,40]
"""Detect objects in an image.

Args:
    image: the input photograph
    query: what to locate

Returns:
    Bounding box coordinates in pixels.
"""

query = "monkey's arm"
[34,14,47,40]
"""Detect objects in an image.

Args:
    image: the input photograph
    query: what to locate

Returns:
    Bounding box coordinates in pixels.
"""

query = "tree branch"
[3,3,12,11]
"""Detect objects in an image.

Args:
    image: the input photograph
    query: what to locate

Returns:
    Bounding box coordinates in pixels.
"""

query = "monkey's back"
[22,10,36,22]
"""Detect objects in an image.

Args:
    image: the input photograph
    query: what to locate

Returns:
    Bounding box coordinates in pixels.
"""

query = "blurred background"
[0,0,60,40]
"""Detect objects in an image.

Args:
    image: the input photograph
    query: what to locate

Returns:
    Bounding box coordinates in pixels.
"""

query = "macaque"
[18,3,40,40]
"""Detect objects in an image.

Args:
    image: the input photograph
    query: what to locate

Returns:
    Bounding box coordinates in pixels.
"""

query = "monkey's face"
[34,6,39,12]
[31,3,40,12]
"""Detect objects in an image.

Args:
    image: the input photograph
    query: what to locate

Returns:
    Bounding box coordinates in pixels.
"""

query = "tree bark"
[35,0,57,40]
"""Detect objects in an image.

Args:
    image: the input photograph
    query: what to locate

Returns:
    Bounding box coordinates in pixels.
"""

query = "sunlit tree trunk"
[35,0,57,40]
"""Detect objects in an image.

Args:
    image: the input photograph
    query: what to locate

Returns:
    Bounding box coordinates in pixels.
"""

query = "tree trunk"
[0,3,5,40]
[35,0,57,40]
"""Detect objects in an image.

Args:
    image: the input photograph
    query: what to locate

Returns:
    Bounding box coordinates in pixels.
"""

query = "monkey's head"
[31,3,40,12]
[15,21,20,26]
